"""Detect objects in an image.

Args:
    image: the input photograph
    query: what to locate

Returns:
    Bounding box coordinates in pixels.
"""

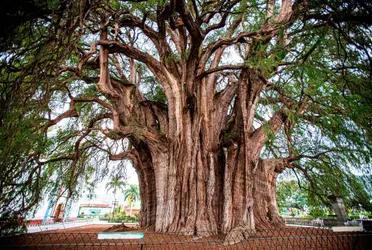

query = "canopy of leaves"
[0,0,102,234]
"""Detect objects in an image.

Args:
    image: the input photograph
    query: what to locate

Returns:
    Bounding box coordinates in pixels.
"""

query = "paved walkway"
[3,226,370,249]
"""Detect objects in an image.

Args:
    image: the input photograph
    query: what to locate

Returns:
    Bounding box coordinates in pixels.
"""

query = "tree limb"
[197,64,247,79]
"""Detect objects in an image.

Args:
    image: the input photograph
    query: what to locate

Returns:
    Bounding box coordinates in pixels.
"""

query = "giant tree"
[1,0,371,239]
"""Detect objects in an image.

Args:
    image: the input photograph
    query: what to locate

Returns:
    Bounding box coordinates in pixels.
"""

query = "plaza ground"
[1,223,371,249]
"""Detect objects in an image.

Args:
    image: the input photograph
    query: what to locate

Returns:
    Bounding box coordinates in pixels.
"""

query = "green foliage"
[101,207,139,223]
[276,180,308,216]
[0,0,94,233]
[147,85,167,103]
[0,214,27,235]
[106,175,127,197]
[265,5,372,213]
[124,184,140,206]
[308,206,329,218]
[262,122,275,145]
[276,177,370,219]
[141,76,167,104]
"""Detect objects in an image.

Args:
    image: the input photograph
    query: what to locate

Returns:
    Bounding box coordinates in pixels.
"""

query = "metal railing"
[283,216,326,227]
[26,218,97,233]
[1,227,370,249]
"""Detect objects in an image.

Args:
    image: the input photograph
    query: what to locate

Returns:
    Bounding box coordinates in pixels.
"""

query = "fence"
[26,217,80,226]
[1,227,371,249]
[283,217,367,228]
[26,218,97,233]
[283,217,328,227]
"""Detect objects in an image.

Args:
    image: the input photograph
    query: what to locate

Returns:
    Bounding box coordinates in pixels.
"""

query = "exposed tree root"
[223,225,256,245]
[103,223,138,232]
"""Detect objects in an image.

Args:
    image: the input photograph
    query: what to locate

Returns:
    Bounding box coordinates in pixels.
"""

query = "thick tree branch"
[203,0,240,35]
[109,148,137,161]
[98,39,166,82]
[74,96,113,111]
[275,0,294,23]
[119,11,180,77]
[197,64,247,79]
[251,108,288,149]
[119,13,160,47]
[174,0,203,46]
[213,78,238,138]
[46,100,79,128]
[201,30,264,63]
[97,26,121,98]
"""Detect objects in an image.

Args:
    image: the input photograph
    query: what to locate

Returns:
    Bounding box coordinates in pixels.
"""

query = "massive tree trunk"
[133,144,285,238]
[148,124,224,235]
[92,0,296,238]
[134,145,157,228]
[102,64,287,237]
[253,159,285,229]
[130,120,285,236]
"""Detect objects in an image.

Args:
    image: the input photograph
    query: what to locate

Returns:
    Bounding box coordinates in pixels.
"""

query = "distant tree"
[276,177,371,219]
[276,180,307,214]
[124,184,140,216]
[85,183,96,204]
[106,175,127,220]
[106,175,127,201]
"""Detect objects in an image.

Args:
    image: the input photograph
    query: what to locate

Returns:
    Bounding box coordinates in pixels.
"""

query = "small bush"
[101,208,139,223]
[309,206,328,218]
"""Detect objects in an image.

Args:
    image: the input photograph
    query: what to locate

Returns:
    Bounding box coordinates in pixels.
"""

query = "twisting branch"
[97,24,121,98]
[203,0,241,35]
[174,0,203,46]
[97,39,165,81]
[197,64,247,79]
[46,100,79,128]
[74,96,114,111]
[119,12,160,48]
[288,149,336,162]
[252,84,310,151]
[109,148,137,162]
[202,30,270,61]
[251,108,288,148]
[41,112,112,166]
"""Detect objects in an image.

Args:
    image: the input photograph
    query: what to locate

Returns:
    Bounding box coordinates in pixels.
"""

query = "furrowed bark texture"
[149,124,224,235]
[92,0,297,237]
[134,145,157,228]
[135,139,285,235]
[99,59,287,236]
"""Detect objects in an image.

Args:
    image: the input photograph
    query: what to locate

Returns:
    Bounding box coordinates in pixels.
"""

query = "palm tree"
[105,175,127,220]
[124,184,140,216]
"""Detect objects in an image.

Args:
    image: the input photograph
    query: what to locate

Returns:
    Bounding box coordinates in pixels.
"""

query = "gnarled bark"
[148,127,223,236]
[253,159,285,229]
[134,145,157,228]
[133,142,285,238]
[92,0,297,240]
